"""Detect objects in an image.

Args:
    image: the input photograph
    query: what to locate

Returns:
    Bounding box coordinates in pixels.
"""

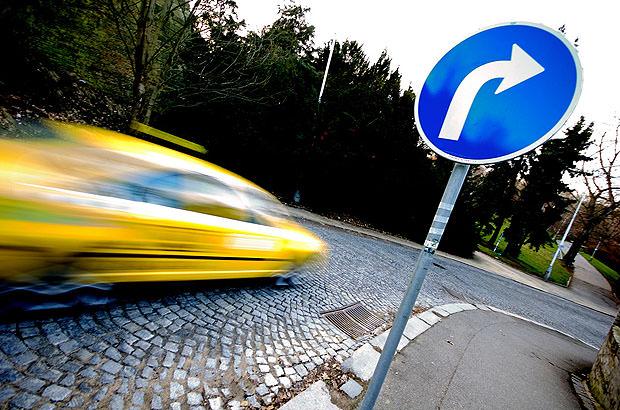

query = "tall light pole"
[552,214,569,241]
[294,38,336,205]
[544,195,585,281]
[590,240,601,261]
[317,38,336,105]
[493,230,504,253]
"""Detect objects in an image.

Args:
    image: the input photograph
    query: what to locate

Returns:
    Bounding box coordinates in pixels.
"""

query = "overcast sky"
[236,0,619,133]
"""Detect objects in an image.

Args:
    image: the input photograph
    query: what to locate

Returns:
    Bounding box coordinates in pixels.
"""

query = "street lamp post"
[544,195,585,281]
[294,38,336,205]
[590,240,601,261]
[318,38,335,105]
[493,230,504,253]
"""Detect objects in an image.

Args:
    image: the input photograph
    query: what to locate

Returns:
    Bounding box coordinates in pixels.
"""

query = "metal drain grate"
[321,302,385,339]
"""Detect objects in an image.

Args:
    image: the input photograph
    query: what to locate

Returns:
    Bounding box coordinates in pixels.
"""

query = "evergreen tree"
[470,159,524,245]
[503,118,593,258]
[157,3,320,196]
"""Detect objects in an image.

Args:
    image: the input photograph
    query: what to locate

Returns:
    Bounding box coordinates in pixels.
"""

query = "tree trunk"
[488,216,505,246]
[130,0,155,125]
[504,239,523,258]
[503,216,525,258]
[143,85,160,124]
[563,224,595,266]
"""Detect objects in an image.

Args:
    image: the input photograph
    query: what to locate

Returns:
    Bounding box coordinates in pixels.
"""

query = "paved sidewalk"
[376,309,596,410]
[571,250,611,290]
[288,206,619,317]
[474,251,618,316]
[557,242,618,314]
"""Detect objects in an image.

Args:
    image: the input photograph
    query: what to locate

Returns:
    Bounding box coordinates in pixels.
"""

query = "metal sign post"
[358,22,583,410]
[359,162,469,410]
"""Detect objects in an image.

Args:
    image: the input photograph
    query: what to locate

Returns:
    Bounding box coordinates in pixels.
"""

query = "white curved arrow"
[438,44,545,141]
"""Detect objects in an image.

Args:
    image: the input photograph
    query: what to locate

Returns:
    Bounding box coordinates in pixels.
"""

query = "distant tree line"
[1,0,616,262]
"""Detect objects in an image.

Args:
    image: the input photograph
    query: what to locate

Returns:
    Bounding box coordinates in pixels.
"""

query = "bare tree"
[104,0,272,124]
[105,0,203,125]
[563,120,620,266]
[162,22,273,110]
[586,207,620,255]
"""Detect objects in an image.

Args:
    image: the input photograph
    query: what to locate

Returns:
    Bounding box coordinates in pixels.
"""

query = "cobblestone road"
[0,220,615,409]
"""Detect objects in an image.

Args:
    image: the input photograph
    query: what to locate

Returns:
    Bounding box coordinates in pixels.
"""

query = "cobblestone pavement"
[0,220,615,409]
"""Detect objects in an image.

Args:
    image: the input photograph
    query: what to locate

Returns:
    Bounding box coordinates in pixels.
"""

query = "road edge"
[289,206,618,318]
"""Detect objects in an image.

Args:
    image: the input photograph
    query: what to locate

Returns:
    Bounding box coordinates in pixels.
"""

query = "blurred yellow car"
[0,122,325,287]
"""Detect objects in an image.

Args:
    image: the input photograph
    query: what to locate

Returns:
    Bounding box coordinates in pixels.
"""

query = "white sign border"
[414,21,583,165]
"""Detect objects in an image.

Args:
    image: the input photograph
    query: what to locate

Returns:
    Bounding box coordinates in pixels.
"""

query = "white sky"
[236,0,619,133]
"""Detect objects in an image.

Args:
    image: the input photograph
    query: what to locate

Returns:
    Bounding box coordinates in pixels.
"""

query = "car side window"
[243,189,290,220]
[181,174,250,221]
[139,172,183,208]
[96,171,182,209]
[184,174,236,199]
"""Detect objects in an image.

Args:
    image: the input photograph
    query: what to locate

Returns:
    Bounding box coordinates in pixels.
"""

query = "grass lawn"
[580,252,620,288]
[480,224,572,286]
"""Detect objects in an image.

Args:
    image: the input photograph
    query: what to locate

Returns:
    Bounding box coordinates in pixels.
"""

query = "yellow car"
[0,122,325,289]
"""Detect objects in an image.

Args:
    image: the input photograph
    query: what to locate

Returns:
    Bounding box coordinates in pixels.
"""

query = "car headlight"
[228,234,279,251]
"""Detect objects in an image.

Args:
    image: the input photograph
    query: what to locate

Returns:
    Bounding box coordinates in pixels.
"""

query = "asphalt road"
[303,220,614,348]
[0,220,614,409]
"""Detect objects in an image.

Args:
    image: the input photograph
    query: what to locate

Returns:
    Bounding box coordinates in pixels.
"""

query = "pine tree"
[470,158,524,245]
[503,118,593,258]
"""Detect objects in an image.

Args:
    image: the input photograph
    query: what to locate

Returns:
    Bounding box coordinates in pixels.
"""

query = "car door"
[74,170,292,282]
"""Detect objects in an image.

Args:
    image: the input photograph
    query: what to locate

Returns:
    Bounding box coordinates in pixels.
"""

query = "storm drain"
[321,302,385,339]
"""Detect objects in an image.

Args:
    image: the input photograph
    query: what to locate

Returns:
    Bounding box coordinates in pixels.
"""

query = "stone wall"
[589,312,620,410]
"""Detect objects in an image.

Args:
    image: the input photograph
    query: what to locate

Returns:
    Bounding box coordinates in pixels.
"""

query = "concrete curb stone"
[474,303,492,311]
[279,381,339,410]
[418,310,442,326]
[341,344,380,382]
[369,332,409,352]
[441,303,477,314]
[339,379,363,399]
[402,317,431,340]
[430,306,450,317]
[281,302,597,409]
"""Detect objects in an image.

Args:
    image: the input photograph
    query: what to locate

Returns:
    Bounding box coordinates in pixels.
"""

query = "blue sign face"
[415,23,582,164]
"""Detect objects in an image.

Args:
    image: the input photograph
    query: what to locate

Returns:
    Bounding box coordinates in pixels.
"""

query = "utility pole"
[590,240,601,261]
[552,214,569,241]
[493,230,504,253]
[317,38,336,105]
[294,38,336,205]
[544,195,585,281]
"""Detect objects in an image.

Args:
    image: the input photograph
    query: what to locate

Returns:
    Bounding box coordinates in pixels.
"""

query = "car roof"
[49,122,274,198]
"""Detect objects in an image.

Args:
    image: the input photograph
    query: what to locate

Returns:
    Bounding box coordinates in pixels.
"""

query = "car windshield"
[241,189,290,220]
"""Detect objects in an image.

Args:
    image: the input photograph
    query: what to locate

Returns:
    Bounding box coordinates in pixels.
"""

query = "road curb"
[343,302,598,384]
[280,302,599,409]
[289,207,618,318]
[355,302,598,367]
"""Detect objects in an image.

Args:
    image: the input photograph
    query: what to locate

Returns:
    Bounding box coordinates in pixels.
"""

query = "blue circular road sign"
[415,23,582,164]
